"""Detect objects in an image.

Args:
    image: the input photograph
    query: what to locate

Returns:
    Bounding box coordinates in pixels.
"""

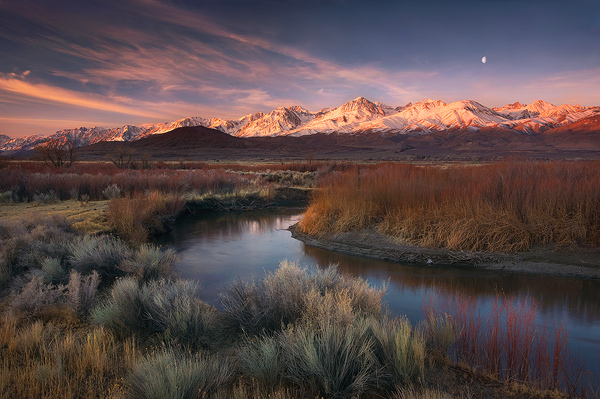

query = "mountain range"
[1,97,599,154]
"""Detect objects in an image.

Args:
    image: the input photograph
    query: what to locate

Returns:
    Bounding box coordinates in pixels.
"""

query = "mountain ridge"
[2,97,599,153]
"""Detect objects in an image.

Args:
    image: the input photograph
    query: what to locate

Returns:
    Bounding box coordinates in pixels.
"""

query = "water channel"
[157,208,600,382]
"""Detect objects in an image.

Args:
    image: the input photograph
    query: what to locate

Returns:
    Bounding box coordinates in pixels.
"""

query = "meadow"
[0,159,598,398]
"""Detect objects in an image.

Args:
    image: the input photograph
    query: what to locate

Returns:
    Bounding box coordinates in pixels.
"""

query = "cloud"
[522,68,600,105]
[0,74,160,118]
[2,0,435,109]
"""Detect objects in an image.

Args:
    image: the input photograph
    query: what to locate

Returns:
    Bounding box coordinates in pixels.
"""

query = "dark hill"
[131,126,248,150]
[68,124,600,162]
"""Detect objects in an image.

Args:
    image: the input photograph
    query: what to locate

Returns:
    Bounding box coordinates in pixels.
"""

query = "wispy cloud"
[3,0,435,109]
[0,73,158,117]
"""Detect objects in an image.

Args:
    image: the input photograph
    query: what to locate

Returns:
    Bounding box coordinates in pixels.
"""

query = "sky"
[1,0,599,138]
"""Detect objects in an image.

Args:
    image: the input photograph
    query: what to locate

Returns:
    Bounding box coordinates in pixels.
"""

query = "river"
[157,208,600,383]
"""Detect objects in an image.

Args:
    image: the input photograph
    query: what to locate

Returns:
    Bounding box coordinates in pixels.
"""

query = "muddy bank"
[289,224,600,279]
[184,187,311,212]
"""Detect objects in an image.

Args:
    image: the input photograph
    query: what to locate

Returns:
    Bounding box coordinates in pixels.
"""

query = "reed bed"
[424,291,585,396]
[300,161,600,252]
[0,159,349,202]
[108,191,186,243]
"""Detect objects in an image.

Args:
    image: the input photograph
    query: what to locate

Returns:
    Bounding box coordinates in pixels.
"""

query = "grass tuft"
[122,244,178,282]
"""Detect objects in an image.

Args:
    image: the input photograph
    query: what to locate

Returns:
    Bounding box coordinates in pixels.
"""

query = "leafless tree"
[35,139,75,167]
[107,147,137,169]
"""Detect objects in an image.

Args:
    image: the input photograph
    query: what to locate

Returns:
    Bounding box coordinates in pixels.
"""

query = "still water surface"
[158,209,600,376]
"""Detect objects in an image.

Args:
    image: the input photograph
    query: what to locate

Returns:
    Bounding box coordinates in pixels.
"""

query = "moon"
[482,56,487,64]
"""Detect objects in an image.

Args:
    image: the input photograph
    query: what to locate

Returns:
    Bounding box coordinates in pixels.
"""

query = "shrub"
[0,216,75,285]
[426,292,581,392]
[122,244,178,282]
[92,277,214,349]
[9,270,100,320]
[33,190,59,203]
[108,191,185,243]
[219,261,385,338]
[65,270,100,318]
[280,317,378,399]
[10,275,67,319]
[17,238,71,272]
[299,161,600,252]
[102,183,121,199]
[0,190,12,203]
[127,348,234,399]
[68,235,129,280]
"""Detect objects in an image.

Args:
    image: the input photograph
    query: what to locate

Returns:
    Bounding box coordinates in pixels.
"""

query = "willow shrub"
[300,161,600,252]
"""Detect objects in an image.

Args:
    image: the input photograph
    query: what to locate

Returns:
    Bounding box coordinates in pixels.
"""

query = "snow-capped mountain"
[0,134,10,147]
[1,97,599,153]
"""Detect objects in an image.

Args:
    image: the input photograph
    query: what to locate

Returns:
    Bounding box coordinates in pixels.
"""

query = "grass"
[0,317,138,399]
[0,199,110,235]
[299,161,600,252]
[107,191,186,243]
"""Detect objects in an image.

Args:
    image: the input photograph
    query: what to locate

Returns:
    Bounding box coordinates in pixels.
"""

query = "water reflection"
[302,241,600,325]
[158,209,600,373]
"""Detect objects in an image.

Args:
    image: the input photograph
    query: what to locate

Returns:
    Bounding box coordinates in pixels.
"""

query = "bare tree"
[140,152,152,169]
[107,147,137,169]
[35,139,75,167]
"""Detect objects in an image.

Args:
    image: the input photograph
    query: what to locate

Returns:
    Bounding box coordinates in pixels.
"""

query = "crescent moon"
[482,56,487,64]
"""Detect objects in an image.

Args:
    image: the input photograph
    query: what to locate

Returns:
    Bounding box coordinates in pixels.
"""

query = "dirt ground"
[289,224,600,280]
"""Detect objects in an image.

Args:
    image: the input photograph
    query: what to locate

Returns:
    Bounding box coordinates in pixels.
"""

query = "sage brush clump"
[92,277,215,349]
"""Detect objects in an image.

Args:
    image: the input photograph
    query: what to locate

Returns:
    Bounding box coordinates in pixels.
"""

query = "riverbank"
[289,224,600,280]
[184,186,311,212]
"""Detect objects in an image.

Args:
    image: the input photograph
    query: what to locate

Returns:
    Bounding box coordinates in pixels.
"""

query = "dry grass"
[299,161,600,252]
[0,160,328,203]
[0,200,110,235]
[108,191,185,243]
[0,315,137,399]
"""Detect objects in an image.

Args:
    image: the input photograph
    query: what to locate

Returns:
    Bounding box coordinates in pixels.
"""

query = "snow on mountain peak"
[493,102,527,111]
[525,100,555,114]
[2,97,598,152]
[338,97,386,115]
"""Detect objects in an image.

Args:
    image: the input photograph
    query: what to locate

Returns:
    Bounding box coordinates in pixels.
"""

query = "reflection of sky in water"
[158,209,600,377]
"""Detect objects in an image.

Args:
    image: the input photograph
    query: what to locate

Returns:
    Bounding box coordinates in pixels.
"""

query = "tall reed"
[425,291,583,393]
[300,161,600,252]
[108,191,185,243]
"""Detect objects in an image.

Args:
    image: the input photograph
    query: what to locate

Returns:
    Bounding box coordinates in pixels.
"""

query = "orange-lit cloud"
[0,74,157,118]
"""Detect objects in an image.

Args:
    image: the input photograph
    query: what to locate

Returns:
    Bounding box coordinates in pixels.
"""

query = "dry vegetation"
[1,159,598,398]
[300,161,600,252]
[0,212,594,398]
[0,159,334,243]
